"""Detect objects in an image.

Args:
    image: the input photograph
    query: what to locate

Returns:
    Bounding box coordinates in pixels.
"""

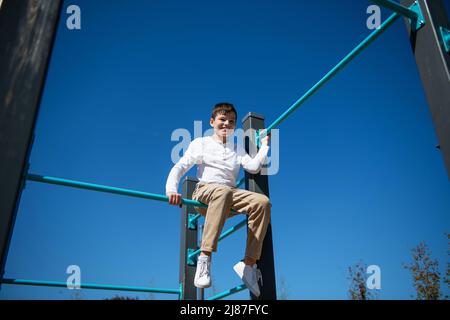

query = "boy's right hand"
[167,192,182,206]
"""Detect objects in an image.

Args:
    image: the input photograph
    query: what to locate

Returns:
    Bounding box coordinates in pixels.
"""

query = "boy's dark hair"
[211,102,237,120]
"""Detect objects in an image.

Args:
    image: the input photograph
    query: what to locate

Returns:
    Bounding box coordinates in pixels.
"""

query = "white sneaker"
[233,261,262,297]
[194,256,211,288]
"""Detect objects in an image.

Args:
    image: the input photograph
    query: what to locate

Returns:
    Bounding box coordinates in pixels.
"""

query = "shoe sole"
[194,281,211,289]
[233,264,260,297]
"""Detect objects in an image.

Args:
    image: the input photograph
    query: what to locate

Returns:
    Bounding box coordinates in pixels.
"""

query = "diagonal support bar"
[261,12,400,139]
[372,0,425,31]
[439,27,450,53]
[371,0,418,20]
[187,219,247,265]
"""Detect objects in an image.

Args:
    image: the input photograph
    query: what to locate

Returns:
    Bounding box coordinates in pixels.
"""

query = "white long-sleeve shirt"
[165,135,269,194]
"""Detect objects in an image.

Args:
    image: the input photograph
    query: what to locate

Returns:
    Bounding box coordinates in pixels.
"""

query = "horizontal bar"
[207,284,247,300]
[1,278,181,295]
[261,12,400,138]
[371,0,418,20]
[27,174,207,208]
[188,219,247,260]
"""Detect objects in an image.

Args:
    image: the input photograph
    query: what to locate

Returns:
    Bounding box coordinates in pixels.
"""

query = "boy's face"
[210,112,236,139]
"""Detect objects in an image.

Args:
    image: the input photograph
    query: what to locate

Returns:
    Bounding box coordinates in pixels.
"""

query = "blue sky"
[1,0,449,300]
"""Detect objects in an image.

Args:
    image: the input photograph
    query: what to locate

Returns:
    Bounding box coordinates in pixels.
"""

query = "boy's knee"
[248,194,271,217]
[258,194,271,209]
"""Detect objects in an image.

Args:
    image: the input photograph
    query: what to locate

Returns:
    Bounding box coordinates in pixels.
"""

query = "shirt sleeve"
[165,138,203,194]
[238,144,269,174]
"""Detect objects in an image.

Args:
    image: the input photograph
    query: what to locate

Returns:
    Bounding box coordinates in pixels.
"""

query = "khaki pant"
[192,182,271,260]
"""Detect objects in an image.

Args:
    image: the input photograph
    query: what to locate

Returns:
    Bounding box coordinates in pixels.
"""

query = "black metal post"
[242,112,277,300]
[0,0,62,287]
[179,176,199,299]
[401,0,450,179]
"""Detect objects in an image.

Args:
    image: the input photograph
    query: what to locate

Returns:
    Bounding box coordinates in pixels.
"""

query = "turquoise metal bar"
[236,177,245,188]
[1,278,181,295]
[261,12,400,138]
[207,284,247,300]
[188,213,202,225]
[217,219,247,242]
[440,26,450,53]
[26,174,207,208]
[188,219,247,262]
[179,283,183,300]
[371,0,418,20]
[372,0,425,31]
[187,213,200,229]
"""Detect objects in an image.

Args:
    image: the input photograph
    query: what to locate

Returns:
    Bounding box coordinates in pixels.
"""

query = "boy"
[165,102,271,297]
